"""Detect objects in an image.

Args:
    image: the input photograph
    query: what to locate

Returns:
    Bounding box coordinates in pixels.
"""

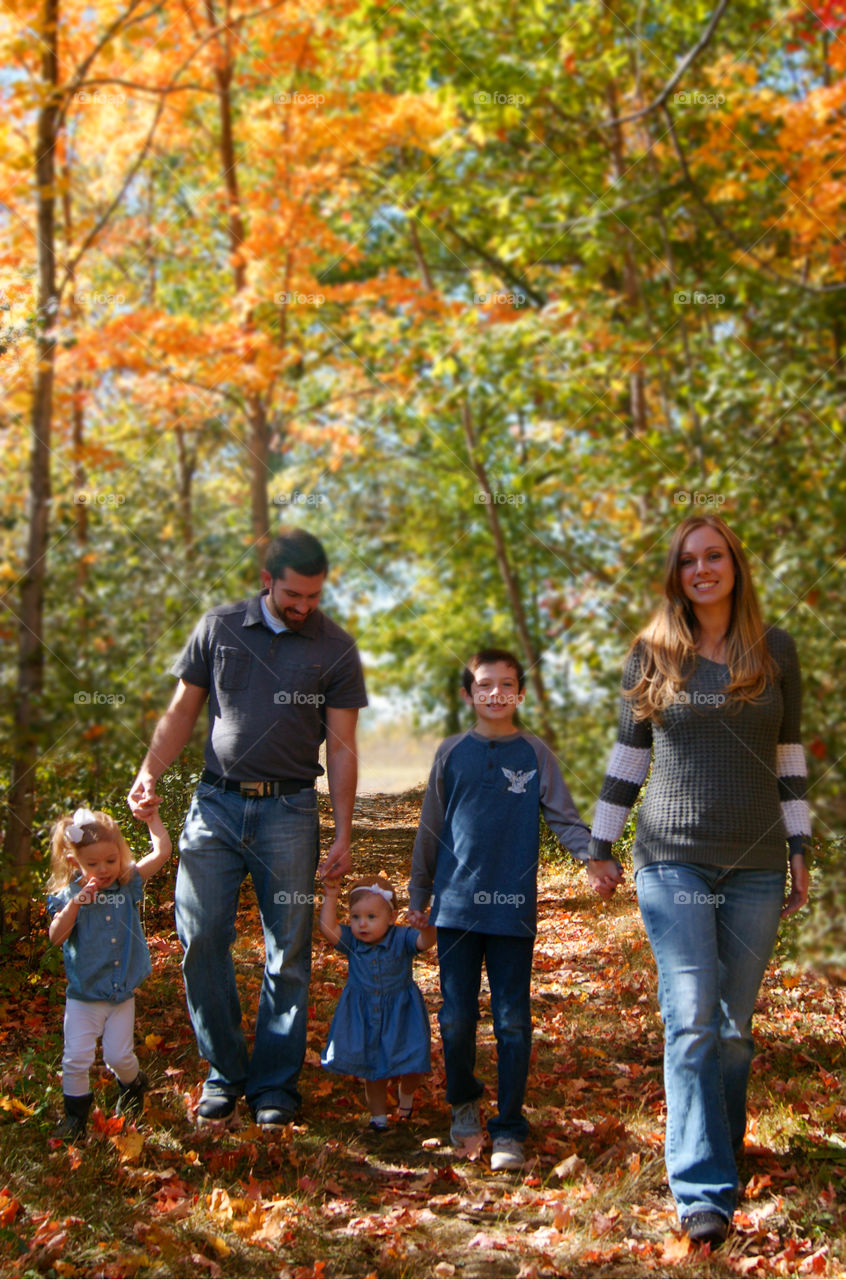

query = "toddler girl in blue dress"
[47,805,171,1139]
[319,875,436,1130]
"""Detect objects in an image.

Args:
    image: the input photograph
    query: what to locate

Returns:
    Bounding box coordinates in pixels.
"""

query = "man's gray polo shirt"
[171,591,367,782]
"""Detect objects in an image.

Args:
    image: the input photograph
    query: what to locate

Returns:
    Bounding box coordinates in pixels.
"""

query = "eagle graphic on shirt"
[501,767,536,795]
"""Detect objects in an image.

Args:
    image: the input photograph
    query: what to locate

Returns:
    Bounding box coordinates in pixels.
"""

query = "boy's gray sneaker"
[491,1137,524,1170]
[450,1100,483,1146]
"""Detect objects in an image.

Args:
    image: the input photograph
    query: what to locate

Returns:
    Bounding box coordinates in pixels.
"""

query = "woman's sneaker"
[491,1137,524,1171]
[449,1100,482,1146]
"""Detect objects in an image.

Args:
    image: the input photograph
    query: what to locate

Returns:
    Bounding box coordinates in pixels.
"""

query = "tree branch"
[662,103,846,294]
[598,0,731,128]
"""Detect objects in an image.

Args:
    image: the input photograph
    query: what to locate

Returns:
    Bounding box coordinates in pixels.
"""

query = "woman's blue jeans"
[437,928,534,1141]
[636,862,786,1222]
[175,781,320,1114]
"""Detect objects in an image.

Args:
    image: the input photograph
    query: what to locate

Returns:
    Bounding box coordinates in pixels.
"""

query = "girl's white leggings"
[62,996,139,1096]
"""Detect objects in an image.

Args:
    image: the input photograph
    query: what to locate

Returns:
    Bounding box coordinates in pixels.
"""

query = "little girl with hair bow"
[47,804,171,1139]
[319,875,436,1130]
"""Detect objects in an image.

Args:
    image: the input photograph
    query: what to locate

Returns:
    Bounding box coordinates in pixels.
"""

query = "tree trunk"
[2,0,60,938]
[606,82,647,437]
[174,425,196,557]
[205,0,272,556]
[461,399,558,751]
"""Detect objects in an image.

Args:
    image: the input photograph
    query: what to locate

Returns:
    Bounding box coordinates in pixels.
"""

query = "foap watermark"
[73,491,126,506]
[73,291,126,308]
[474,91,527,106]
[475,491,525,506]
[474,291,526,306]
[273,690,325,706]
[674,291,726,307]
[74,90,126,107]
[673,91,725,107]
[93,891,126,906]
[673,490,726,508]
[274,92,325,107]
[74,690,126,706]
[473,891,526,906]
[273,890,318,904]
[272,490,327,507]
[674,890,725,906]
[674,690,726,708]
[275,291,325,307]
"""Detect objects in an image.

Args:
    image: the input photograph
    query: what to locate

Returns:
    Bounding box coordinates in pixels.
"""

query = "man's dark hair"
[265,529,328,580]
[461,648,526,695]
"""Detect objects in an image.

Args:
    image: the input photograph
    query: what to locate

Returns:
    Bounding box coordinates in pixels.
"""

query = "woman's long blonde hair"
[46,810,134,892]
[626,515,776,722]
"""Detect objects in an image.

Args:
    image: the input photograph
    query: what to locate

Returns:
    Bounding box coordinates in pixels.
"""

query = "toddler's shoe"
[491,1137,524,1171]
[450,1099,483,1146]
[53,1091,93,1141]
[116,1070,148,1119]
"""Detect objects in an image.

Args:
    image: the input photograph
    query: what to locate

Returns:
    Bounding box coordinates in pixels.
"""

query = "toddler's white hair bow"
[66,807,98,843]
[355,883,394,904]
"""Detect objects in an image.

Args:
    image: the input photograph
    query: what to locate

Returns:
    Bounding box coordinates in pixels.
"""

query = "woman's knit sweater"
[588,626,811,871]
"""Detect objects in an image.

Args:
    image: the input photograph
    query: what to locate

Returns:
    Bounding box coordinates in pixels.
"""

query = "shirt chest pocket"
[273,662,323,706]
[214,646,251,690]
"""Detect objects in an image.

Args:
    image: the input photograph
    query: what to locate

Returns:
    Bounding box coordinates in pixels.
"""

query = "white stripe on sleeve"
[781,798,812,837]
[591,800,632,844]
[606,743,652,785]
[776,743,807,778]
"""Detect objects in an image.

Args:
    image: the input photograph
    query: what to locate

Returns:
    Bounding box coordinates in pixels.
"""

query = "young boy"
[408,648,601,1171]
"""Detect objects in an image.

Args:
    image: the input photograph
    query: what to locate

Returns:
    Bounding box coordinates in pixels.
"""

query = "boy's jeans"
[175,780,319,1114]
[437,928,534,1141]
[635,862,786,1222]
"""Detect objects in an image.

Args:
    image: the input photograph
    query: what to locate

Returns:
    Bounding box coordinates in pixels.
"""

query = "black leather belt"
[201,769,310,797]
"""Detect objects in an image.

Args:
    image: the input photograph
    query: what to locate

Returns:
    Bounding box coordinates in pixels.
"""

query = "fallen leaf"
[660,1233,692,1264]
[111,1130,145,1163]
[551,1153,587,1180]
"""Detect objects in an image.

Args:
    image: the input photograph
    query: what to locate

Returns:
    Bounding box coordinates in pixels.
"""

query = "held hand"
[317,838,351,881]
[406,908,430,929]
[782,853,810,917]
[128,770,161,820]
[321,875,343,897]
[586,859,624,900]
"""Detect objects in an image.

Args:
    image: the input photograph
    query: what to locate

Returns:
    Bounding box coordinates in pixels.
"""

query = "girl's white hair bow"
[353,883,395,905]
[66,807,99,843]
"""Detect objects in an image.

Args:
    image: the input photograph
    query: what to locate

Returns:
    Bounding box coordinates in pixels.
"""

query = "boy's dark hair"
[265,528,328,580]
[462,648,526,695]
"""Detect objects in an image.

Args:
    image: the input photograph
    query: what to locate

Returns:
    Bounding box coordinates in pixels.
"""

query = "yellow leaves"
[144,1033,164,1050]
[110,1129,145,1163]
[709,179,748,203]
[205,1188,297,1245]
[0,1094,34,1118]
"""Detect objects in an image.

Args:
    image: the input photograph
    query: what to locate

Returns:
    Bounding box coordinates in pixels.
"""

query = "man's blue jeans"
[175,781,320,1113]
[437,928,534,1141]
[636,862,786,1222]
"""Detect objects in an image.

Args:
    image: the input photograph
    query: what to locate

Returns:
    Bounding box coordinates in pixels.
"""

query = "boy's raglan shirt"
[409,729,590,937]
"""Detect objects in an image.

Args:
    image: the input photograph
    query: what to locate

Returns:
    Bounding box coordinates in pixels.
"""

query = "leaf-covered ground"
[1,792,845,1278]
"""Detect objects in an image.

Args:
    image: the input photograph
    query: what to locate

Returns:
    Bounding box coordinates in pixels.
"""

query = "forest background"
[0,0,844,952]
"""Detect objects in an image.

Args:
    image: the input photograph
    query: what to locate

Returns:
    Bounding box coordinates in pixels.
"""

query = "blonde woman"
[587,515,810,1246]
